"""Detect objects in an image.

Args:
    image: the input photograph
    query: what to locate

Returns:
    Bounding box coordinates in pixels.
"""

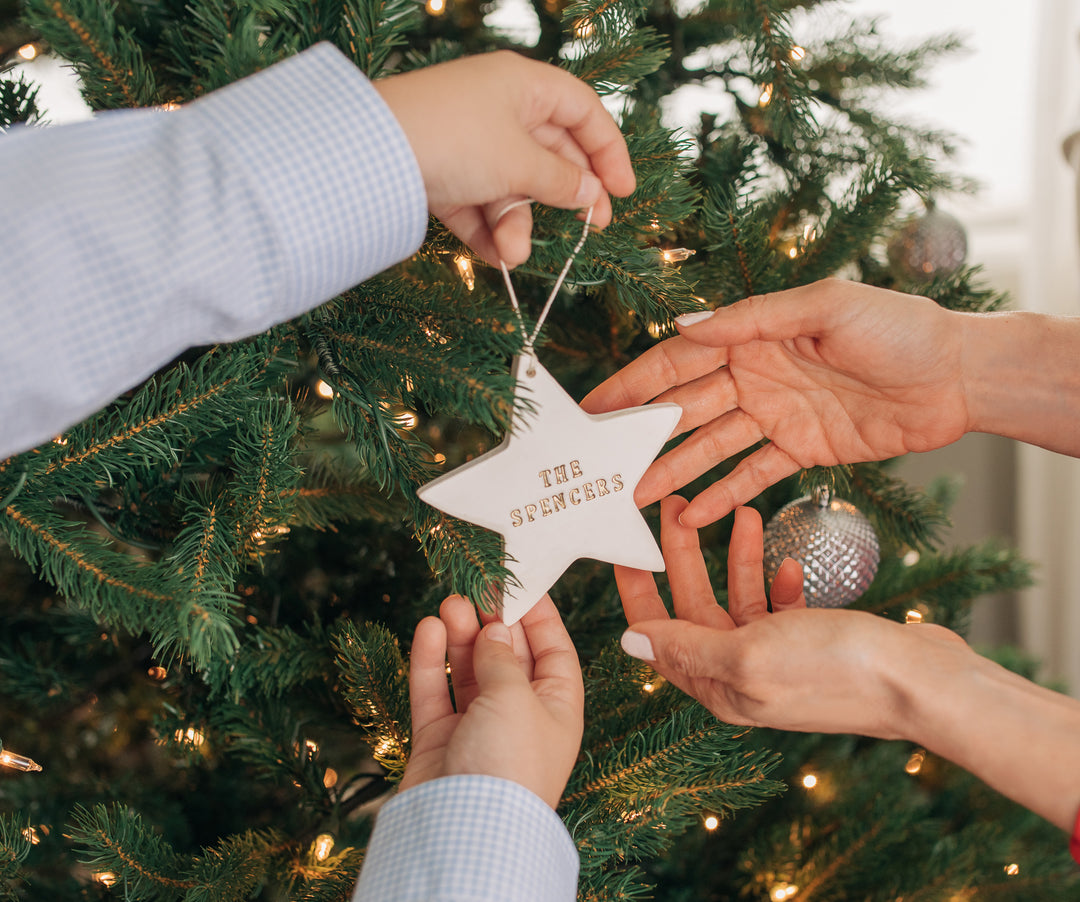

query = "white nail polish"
[675,310,714,327]
[620,630,656,662]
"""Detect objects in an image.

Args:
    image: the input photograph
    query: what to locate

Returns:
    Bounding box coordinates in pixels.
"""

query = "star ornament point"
[417,355,681,624]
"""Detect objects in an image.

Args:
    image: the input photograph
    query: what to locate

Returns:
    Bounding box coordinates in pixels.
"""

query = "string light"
[902,549,920,567]
[21,827,40,845]
[801,773,818,789]
[771,883,798,900]
[454,255,475,291]
[758,83,774,107]
[703,814,719,831]
[905,609,923,624]
[304,739,319,757]
[434,453,446,465]
[17,43,38,61]
[314,379,335,400]
[160,102,181,111]
[313,833,335,861]
[0,749,42,772]
[1004,863,1020,876]
[642,681,654,693]
[574,19,595,38]
[905,749,926,775]
[174,727,205,748]
[790,45,806,62]
[93,871,117,887]
[396,410,418,430]
[147,666,167,681]
[322,768,338,788]
[426,0,445,13]
[660,247,695,264]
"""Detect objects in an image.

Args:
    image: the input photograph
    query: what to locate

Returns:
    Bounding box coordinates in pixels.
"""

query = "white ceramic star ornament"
[418,353,681,624]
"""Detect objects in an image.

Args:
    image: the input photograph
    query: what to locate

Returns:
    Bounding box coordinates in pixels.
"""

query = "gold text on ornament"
[510,458,624,527]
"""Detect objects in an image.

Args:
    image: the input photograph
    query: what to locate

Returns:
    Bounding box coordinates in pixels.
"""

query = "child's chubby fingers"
[408,615,454,732]
[441,595,483,710]
[519,595,583,714]
[477,596,534,681]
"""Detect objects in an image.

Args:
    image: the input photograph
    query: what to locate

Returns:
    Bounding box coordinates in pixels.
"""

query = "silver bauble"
[762,488,880,608]
[887,206,967,282]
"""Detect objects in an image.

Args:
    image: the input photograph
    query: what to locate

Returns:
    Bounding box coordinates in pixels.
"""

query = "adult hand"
[583,280,972,526]
[376,51,636,268]
[615,495,970,738]
[400,594,584,809]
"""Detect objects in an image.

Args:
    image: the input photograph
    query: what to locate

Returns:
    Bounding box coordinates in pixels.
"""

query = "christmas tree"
[2,0,1077,898]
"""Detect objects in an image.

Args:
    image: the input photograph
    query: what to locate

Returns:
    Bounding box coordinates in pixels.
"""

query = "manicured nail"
[575,172,602,207]
[620,630,656,662]
[485,622,513,646]
[675,310,714,327]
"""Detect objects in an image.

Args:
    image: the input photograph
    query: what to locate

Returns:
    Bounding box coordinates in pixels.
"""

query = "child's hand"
[400,594,584,809]
[376,51,635,268]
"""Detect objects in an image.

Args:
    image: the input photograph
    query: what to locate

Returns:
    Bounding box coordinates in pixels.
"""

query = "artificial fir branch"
[332,621,410,781]
[22,0,157,109]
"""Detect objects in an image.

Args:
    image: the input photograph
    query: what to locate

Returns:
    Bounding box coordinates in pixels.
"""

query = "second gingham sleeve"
[353,775,580,902]
[0,42,427,460]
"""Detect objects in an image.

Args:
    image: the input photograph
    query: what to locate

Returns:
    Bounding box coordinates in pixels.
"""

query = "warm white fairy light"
[1004,863,1020,876]
[426,0,445,13]
[434,452,446,465]
[175,727,205,748]
[801,773,818,789]
[305,739,319,757]
[758,83,774,107]
[642,681,654,693]
[905,749,926,775]
[789,45,806,62]
[17,43,38,61]
[147,666,167,681]
[21,827,40,845]
[53,435,67,445]
[703,814,719,831]
[0,749,42,772]
[905,609,923,624]
[574,19,595,38]
[322,768,338,788]
[396,410,419,430]
[314,379,335,399]
[660,247,695,264]
[454,255,475,290]
[313,833,335,861]
[902,549,920,567]
[770,884,798,901]
[93,871,117,887]
[374,737,397,757]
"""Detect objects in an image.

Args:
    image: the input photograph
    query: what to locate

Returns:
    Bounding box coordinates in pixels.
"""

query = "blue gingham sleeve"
[353,775,580,902]
[0,42,427,460]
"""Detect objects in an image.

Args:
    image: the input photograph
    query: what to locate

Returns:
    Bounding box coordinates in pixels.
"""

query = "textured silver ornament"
[762,488,880,608]
[887,205,967,282]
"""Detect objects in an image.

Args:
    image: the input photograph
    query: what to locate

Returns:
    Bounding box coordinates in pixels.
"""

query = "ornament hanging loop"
[495,200,595,359]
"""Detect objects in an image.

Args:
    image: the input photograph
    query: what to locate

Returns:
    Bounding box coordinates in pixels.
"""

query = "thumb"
[514,147,604,214]
[472,621,530,695]
[620,619,729,680]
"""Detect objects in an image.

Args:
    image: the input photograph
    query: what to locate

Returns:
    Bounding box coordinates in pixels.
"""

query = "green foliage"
[3,0,1072,899]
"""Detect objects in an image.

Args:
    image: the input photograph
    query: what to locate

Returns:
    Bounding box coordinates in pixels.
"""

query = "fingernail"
[620,630,655,662]
[675,310,714,327]
[485,622,513,647]
[575,171,602,207]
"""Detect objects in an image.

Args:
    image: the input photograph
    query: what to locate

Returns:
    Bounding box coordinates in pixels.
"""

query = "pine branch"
[332,621,410,780]
[21,0,158,109]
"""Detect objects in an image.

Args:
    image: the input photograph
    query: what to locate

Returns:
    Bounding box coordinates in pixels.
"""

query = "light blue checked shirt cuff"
[353,775,579,902]
[1,43,427,459]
